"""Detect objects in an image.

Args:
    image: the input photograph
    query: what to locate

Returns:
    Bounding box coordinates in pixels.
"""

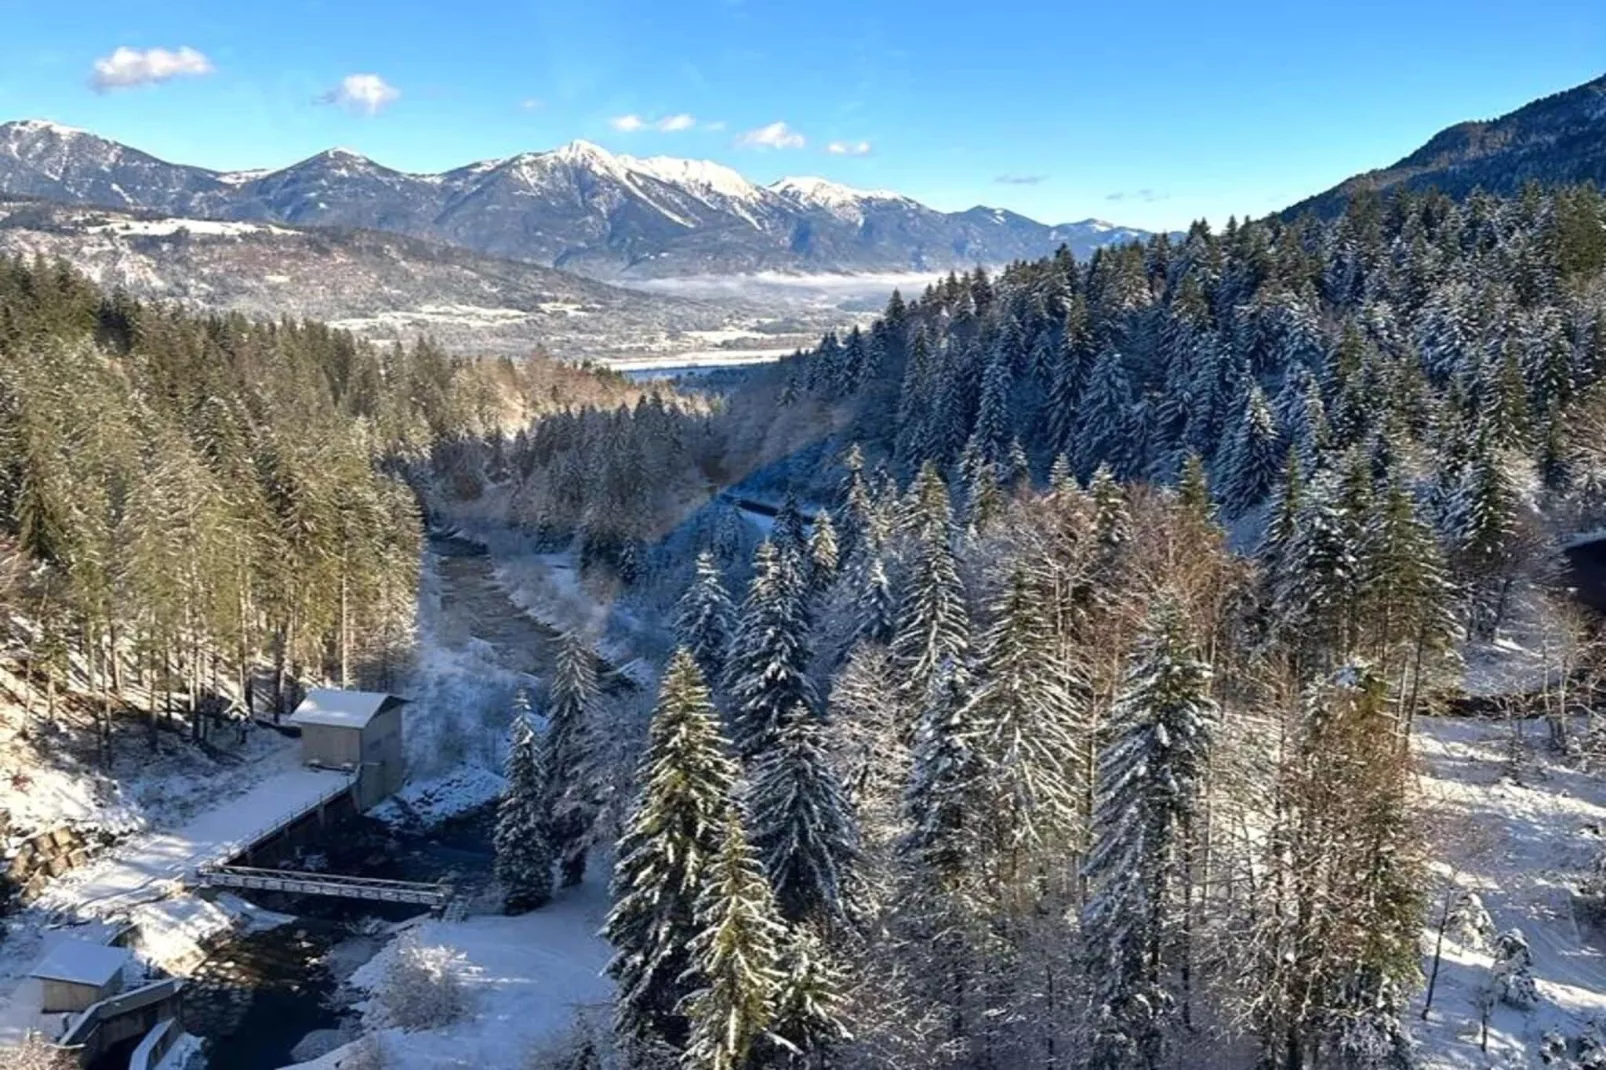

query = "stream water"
[183,807,497,1069]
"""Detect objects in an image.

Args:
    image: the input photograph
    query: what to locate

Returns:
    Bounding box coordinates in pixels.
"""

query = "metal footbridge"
[193,864,453,909]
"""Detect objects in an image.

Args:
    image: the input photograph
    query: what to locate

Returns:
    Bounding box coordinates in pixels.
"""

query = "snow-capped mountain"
[0,121,1151,279]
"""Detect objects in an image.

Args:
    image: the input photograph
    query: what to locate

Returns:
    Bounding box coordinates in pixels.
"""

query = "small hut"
[30,940,131,1013]
[288,689,406,811]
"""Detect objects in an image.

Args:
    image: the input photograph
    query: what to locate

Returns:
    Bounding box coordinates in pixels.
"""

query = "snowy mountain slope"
[0,121,1153,278]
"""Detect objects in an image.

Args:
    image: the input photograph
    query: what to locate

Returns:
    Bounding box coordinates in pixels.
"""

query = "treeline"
[0,256,635,754]
[585,184,1606,1069]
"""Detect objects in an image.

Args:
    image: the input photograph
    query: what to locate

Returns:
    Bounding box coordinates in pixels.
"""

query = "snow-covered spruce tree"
[494,694,555,913]
[748,705,860,927]
[1077,347,1137,480]
[973,349,1013,465]
[902,659,987,888]
[1222,385,1283,516]
[725,541,817,760]
[675,550,735,688]
[1047,296,1096,462]
[891,463,970,712]
[806,510,840,594]
[1081,596,1216,1070]
[849,551,897,650]
[680,804,788,1070]
[770,925,853,1063]
[544,630,601,887]
[604,650,739,1053]
[969,568,1085,887]
[1087,463,1133,563]
[773,494,810,564]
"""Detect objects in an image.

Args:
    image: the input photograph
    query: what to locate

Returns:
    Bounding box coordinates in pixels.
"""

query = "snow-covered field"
[1413,716,1606,1067]
[285,877,613,1070]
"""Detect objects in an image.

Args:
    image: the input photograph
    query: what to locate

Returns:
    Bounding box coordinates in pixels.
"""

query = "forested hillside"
[531,181,1606,1069]
[0,256,643,759]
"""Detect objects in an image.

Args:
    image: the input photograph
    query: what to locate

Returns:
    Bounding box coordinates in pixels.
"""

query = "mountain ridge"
[0,121,1151,279]
[1285,72,1606,217]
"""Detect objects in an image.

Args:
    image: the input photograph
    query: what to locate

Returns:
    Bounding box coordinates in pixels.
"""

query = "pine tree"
[1223,386,1283,516]
[770,927,853,1063]
[676,551,735,687]
[1078,348,1137,479]
[748,707,860,926]
[806,511,840,593]
[725,542,816,760]
[544,631,600,887]
[605,651,739,1051]
[1082,597,1216,1070]
[773,494,809,563]
[973,350,1013,464]
[680,805,788,1070]
[850,552,897,648]
[969,570,1085,882]
[495,695,555,914]
[902,660,985,886]
[891,463,970,706]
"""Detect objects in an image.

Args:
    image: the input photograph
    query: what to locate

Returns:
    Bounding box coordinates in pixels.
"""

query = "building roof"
[288,689,404,730]
[30,940,131,987]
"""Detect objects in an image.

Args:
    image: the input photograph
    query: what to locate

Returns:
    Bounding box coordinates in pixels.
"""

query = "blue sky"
[0,0,1600,231]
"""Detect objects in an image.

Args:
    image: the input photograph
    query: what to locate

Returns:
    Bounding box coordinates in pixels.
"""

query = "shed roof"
[30,940,131,987]
[289,689,404,730]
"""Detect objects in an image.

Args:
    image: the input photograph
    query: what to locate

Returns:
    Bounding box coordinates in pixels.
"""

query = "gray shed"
[289,689,406,811]
[30,939,131,1013]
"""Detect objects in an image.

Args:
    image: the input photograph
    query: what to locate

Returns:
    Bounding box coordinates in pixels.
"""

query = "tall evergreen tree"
[1082,597,1216,1070]
[543,630,600,887]
[494,694,555,914]
[726,542,817,760]
[891,463,970,707]
[680,805,789,1070]
[748,707,860,926]
[605,651,739,1052]
[675,550,735,687]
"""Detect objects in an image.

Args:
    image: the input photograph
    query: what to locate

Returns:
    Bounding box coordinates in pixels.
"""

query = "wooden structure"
[194,863,452,909]
[289,689,406,811]
[30,940,130,1014]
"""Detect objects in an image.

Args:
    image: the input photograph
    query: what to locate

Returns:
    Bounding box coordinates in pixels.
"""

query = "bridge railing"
[58,978,183,1051]
[195,863,451,906]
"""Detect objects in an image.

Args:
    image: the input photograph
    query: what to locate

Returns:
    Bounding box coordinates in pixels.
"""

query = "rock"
[290,1029,347,1062]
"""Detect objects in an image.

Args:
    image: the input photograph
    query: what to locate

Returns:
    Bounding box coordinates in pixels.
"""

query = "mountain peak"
[770,176,902,211]
[2,119,92,139]
[551,139,618,166]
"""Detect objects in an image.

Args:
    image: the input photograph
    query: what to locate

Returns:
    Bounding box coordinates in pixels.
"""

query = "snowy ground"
[1413,716,1606,1067]
[285,875,614,1070]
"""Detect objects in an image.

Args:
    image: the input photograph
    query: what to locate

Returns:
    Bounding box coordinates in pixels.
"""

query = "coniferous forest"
[4,176,1606,1070]
[571,182,1606,1070]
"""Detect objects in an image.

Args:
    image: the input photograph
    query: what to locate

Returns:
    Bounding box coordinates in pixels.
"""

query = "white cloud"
[89,46,214,92]
[705,120,727,132]
[826,140,872,156]
[736,120,805,150]
[520,98,544,111]
[319,73,401,115]
[611,113,699,132]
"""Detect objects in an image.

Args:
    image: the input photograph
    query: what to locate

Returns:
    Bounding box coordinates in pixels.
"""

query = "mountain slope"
[1287,73,1606,217]
[0,197,794,361]
[0,122,1150,278]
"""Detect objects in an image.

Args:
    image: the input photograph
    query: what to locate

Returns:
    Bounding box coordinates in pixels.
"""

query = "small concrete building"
[288,689,406,811]
[30,939,131,1013]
